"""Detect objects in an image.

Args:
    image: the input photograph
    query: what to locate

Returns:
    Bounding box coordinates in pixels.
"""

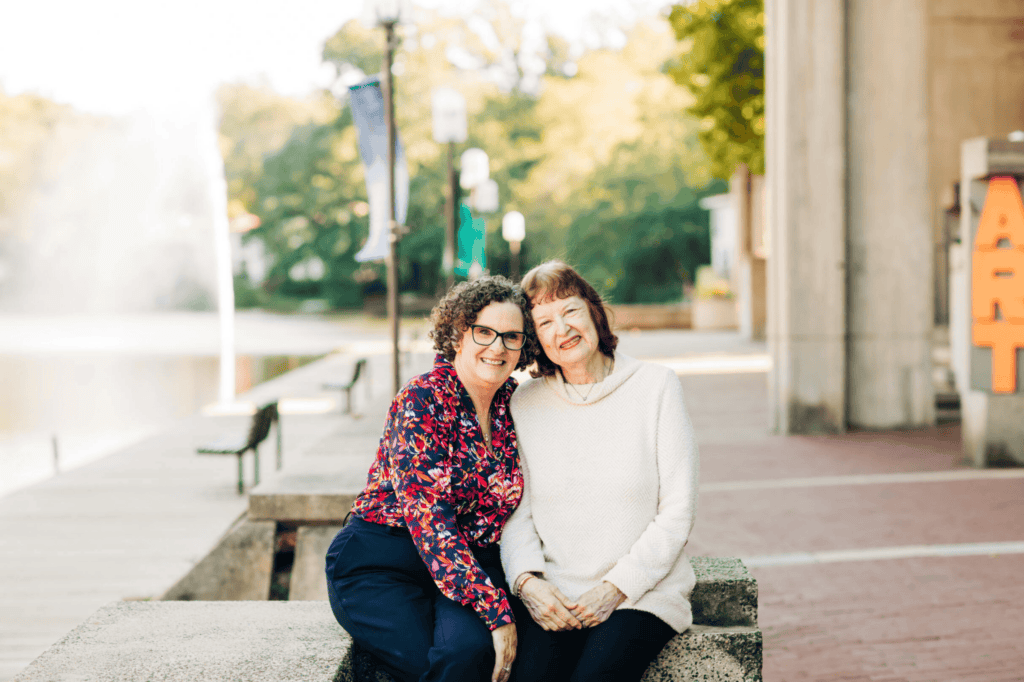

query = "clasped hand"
[519,577,626,631]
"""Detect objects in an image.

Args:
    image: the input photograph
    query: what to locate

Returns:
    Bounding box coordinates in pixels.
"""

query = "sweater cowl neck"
[543,352,640,406]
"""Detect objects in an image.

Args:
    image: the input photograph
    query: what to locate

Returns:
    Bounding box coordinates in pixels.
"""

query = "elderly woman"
[325,276,538,682]
[501,261,699,682]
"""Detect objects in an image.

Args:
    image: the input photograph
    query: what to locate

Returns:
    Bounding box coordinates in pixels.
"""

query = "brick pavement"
[755,556,1024,681]
[680,371,1024,681]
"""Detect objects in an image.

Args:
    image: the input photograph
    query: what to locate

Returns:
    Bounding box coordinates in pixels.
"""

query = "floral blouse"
[351,355,523,630]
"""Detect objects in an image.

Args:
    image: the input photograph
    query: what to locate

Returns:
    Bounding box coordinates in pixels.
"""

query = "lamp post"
[431,87,467,293]
[502,211,525,280]
[365,0,409,396]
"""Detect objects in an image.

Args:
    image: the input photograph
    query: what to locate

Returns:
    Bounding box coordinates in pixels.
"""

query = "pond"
[0,353,319,499]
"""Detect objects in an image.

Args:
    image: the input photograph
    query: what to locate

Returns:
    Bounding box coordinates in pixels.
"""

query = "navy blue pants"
[510,601,676,682]
[325,517,509,682]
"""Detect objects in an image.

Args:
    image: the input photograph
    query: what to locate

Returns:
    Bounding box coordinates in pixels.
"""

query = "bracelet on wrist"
[514,573,537,597]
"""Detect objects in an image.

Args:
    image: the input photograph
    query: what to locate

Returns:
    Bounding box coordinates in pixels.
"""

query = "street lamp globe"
[502,210,526,280]
[474,179,500,213]
[460,148,490,189]
[502,211,526,243]
[432,87,467,144]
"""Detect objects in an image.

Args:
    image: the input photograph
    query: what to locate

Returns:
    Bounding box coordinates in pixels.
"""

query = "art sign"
[971,176,1024,393]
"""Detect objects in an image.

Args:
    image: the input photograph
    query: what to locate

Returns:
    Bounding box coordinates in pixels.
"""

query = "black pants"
[325,517,508,682]
[510,598,676,682]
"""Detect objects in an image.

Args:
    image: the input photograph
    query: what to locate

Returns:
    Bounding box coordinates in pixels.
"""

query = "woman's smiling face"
[530,294,600,372]
[453,300,524,392]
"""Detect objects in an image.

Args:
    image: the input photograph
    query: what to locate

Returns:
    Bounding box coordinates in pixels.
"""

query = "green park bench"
[323,358,368,415]
[196,401,281,495]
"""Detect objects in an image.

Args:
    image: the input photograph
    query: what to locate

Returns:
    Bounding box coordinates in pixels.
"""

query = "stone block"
[18,599,761,682]
[161,517,275,601]
[641,625,762,682]
[14,601,347,682]
[249,473,360,523]
[290,525,342,601]
[690,556,758,627]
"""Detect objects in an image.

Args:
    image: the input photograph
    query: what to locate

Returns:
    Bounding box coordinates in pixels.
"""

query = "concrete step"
[15,602,762,682]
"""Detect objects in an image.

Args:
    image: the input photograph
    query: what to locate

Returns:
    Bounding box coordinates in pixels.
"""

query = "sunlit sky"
[0,0,671,117]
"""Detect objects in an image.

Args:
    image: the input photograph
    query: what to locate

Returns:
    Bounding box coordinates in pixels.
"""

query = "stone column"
[845,0,934,429]
[765,0,847,433]
[957,137,1024,466]
[731,166,767,341]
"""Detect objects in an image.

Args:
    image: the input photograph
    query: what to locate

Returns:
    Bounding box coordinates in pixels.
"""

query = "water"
[0,352,318,499]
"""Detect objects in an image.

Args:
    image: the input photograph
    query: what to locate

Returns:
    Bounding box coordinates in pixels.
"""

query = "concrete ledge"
[14,602,348,682]
[607,303,692,330]
[161,517,275,602]
[690,556,758,627]
[290,525,343,601]
[17,600,760,682]
[248,473,360,523]
[642,625,762,682]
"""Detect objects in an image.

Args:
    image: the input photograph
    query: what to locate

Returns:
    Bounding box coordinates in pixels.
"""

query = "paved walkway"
[0,348,431,682]
[679,370,1024,681]
[3,329,1022,681]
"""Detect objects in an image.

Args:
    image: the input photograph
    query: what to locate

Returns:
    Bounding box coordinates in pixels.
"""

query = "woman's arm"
[500,438,582,631]
[390,384,514,630]
[600,369,700,602]
[499,453,546,586]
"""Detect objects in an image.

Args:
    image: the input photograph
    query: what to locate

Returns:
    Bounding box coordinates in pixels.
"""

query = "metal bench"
[197,402,281,495]
[322,358,368,415]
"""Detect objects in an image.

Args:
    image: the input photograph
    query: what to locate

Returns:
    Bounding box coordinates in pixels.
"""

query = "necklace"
[563,357,610,402]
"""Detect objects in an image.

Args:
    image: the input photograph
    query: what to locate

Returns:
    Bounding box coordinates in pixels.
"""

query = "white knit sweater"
[500,353,700,632]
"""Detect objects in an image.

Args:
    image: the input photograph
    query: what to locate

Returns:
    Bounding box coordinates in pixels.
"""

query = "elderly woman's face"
[453,301,524,391]
[530,294,599,371]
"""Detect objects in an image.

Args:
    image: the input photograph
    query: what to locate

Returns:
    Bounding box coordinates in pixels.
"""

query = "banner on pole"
[349,75,410,263]
[455,203,487,278]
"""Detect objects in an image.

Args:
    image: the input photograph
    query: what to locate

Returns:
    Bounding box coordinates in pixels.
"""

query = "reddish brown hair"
[520,260,618,378]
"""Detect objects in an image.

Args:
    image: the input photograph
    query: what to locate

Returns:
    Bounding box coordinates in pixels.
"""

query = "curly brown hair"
[520,260,619,378]
[429,275,539,371]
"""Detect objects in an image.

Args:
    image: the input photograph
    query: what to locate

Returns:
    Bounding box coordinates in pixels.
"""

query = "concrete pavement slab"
[13,602,347,682]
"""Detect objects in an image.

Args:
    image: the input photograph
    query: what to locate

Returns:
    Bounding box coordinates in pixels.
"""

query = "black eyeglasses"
[470,325,526,351]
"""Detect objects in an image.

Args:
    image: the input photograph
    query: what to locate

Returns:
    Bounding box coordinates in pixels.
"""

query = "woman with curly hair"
[325,275,538,682]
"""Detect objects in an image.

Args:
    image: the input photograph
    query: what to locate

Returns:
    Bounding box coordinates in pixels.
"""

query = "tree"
[665,0,765,179]
[219,6,720,308]
[217,82,337,219]
[0,89,100,235]
[509,19,717,301]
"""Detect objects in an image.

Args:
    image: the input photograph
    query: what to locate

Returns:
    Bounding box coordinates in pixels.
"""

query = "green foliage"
[665,0,765,179]
[217,83,336,217]
[565,142,726,304]
[220,7,721,309]
[246,110,375,309]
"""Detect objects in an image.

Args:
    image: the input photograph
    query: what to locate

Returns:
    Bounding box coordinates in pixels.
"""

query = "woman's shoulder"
[614,355,688,405]
[510,375,553,410]
[394,361,460,407]
[615,354,677,386]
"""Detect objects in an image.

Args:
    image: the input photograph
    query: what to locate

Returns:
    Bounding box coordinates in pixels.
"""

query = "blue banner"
[349,75,409,262]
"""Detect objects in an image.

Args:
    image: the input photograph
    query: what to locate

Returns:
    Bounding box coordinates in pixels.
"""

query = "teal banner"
[455,204,486,277]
